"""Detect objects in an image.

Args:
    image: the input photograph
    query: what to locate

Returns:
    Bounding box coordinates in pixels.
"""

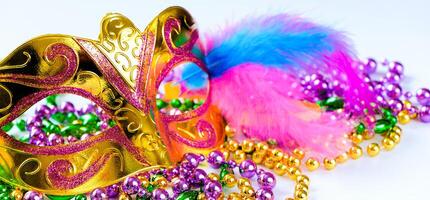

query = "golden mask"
[0,6,225,195]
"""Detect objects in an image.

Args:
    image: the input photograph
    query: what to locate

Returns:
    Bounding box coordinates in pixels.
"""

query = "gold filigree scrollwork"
[16,158,42,176]
[0,51,31,71]
[0,84,12,113]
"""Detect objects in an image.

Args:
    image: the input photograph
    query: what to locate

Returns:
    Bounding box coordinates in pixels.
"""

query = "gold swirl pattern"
[0,51,31,71]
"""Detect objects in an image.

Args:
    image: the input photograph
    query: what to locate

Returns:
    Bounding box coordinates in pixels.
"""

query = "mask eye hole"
[1,94,115,146]
[156,61,209,115]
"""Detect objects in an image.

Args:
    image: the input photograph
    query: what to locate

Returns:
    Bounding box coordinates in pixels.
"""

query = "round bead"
[47,134,64,146]
[106,184,120,198]
[367,143,380,157]
[252,151,266,164]
[257,172,276,189]
[388,61,404,75]
[256,188,274,200]
[11,189,23,200]
[419,106,430,123]
[292,149,305,160]
[203,180,222,199]
[90,188,107,200]
[222,174,237,188]
[207,173,220,182]
[239,160,257,178]
[121,176,141,195]
[323,158,336,170]
[232,150,246,164]
[382,138,395,151]
[350,133,363,144]
[23,191,43,200]
[305,158,320,171]
[173,178,190,195]
[207,150,225,169]
[152,188,169,200]
[273,163,288,176]
[287,156,301,168]
[224,125,236,137]
[118,193,131,200]
[297,175,310,185]
[389,131,401,144]
[241,140,255,153]
[240,185,256,198]
[416,88,430,106]
[226,140,239,152]
[348,145,363,160]
[287,167,301,180]
[237,178,252,188]
[397,110,411,124]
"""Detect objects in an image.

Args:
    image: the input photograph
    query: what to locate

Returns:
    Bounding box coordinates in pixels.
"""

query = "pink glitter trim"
[168,120,216,148]
[0,43,78,88]
[136,31,155,113]
[0,87,149,165]
[76,38,143,110]
[164,18,199,55]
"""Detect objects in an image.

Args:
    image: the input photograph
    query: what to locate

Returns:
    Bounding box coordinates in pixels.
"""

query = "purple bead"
[36,105,51,116]
[416,88,430,106]
[137,188,151,199]
[184,153,200,168]
[384,83,402,99]
[122,176,141,195]
[257,172,276,190]
[363,58,377,74]
[179,162,193,179]
[239,160,257,178]
[23,191,43,200]
[404,91,413,99]
[388,61,404,75]
[106,184,120,198]
[47,134,64,146]
[29,128,43,137]
[152,188,169,200]
[190,168,207,186]
[388,99,404,114]
[61,102,75,112]
[82,104,96,114]
[173,178,190,194]
[227,160,237,169]
[203,180,222,199]
[371,81,384,93]
[99,122,109,130]
[385,72,401,83]
[256,188,275,200]
[67,136,78,143]
[80,133,92,140]
[419,106,430,123]
[207,150,225,169]
[90,188,107,200]
[408,106,418,117]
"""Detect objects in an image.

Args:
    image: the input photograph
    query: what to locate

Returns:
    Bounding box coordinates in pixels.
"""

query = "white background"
[1,1,430,199]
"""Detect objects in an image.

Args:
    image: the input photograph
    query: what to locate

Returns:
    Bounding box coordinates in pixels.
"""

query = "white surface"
[1,1,430,199]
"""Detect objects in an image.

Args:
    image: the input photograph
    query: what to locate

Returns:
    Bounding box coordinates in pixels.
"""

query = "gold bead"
[287,167,302,180]
[287,156,301,168]
[305,158,320,171]
[227,192,241,200]
[348,145,363,160]
[255,142,269,152]
[237,178,252,188]
[286,198,295,200]
[208,173,220,181]
[323,158,336,170]
[388,131,401,144]
[274,162,288,176]
[295,183,309,192]
[296,175,310,185]
[153,176,169,188]
[263,157,276,169]
[350,133,363,144]
[269,148,285,161]
[197,193,206,200]
[392,126,402,135]
[119,193,131,200]
[227,140,239,152]
[366,143,380,157]
[362,130,375,140]
[397,110,411,124]
[225,125,236,137]
[335,152,349,164]
[11,189,23,200]
[240,185,255,197]
[241,139,255,153]
[219,148,230,160]
[223,174,237,188]
[293,148,305,160]
[295,189,308,200]
[382,137,395,151]
[252,150,266,164]
[233,150,246,163]
[403,100,412,109]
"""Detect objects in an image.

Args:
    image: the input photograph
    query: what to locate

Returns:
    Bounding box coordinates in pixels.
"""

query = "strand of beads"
[219,138,310,200]
[156,98,204,112]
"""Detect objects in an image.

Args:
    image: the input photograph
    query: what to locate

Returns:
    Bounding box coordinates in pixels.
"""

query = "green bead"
[0,184,9,193]
[386,115,397,127]
[219,163,232,186]
[192,104,200,110]
[176,190,199,200]
[170,99,182,108]
[1,123,14,132]
[51,112,66,123]
[156,99,168,109]
[46,195,75,200]
[48,124,61,134]
[108,120,116,127]
[80,114,99,125]
[65,113,78,123]
[79,126,90,134]
[16,120,26,132]
[61,125,81,137]
[19,135,30,143]
[178,104,188,112]
[0,193,11,200]
[184,99,194,109]
[146,184,156,193]
[374,119,391,134]
[72,194,87,200]
[356,123,366,135]
[46,95,58,106]
[42,119,52,128]
[323,97,344,110]
[381,108,393,119]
